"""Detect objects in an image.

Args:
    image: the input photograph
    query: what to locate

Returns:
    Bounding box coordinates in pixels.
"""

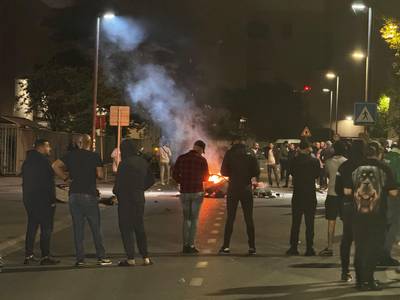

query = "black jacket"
[221,143,260,190]
[290,153,320,203]
[113,140,155,201]
[22,150,56,206]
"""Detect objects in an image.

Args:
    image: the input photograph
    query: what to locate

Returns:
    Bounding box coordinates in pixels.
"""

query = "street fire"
[205,173,228,198]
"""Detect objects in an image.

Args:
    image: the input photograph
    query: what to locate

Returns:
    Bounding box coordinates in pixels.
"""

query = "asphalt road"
[0,180,400,300]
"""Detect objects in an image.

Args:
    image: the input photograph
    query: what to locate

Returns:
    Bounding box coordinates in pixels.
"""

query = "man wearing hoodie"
[286,139,320,256]
[219,137,260,255]
[22,139,59,265]
[113,139,155,266]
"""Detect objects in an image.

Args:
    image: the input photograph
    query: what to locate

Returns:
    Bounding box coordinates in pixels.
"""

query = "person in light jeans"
[173,140,209,254]
[159,143,172,185]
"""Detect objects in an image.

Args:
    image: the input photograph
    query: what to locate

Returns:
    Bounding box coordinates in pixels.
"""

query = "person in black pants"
[113,139,155,266]
[286,139,320,256]
[21,139,59,265]
[335,140,365,282]
[219,138,260,255]
[343,141,398,291]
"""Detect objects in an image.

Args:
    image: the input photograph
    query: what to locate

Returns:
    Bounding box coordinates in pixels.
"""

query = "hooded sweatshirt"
[113,139,155,201]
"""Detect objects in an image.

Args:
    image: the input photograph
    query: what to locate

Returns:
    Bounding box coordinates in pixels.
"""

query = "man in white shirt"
[159,143,172,185]
[319,141,347,256]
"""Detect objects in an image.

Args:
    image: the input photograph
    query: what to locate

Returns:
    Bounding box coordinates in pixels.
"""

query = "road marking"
[196,261,208,268]
[216,216,222,220]
[211,230,219,234]
[207,238,217,244]
[201,249,212,254]
[190,277,204,287]
[214,223,221,227]
[218,211,224,215]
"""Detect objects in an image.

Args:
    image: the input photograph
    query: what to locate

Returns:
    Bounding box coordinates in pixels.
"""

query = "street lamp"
[325,72,340,135]
[323,88,334,134]
[352,50,366,60]
[351,2,372,103]
[92,11,115,151]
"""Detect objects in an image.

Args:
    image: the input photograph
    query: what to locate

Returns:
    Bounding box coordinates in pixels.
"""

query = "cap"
[194,140,206,153]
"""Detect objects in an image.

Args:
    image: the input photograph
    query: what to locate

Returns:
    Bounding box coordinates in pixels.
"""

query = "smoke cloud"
[101,17,224,172]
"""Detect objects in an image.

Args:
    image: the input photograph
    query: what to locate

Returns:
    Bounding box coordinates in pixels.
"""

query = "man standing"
[159,142,172,186]
[251,142,260,158]
[380,143,400,266]
[53,134,111,266]
[319,141,347,257]
[286,139,320,256]
[173,140,209,254]
[219,137,260,255]
[266,143,280,187]
[344,141,398,291]
[22,139,60,265]
[280,141,289,183]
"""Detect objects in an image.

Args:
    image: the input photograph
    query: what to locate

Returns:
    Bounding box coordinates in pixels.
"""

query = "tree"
[370,94,390,138]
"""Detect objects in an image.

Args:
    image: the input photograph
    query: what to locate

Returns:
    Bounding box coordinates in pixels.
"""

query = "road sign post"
[109,106,130,167]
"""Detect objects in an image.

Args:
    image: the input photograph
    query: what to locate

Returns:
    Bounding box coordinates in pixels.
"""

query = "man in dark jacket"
[113,139,155,266]
[219,138,260,255]
[22,139,59,265]
[286,139,320,256]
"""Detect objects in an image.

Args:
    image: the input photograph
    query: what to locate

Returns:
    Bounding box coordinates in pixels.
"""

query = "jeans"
[353,219,385,283]
[118,193,148,259]
[159,162,170,185]
[180,192,204,247]
[267,164,280,187]
[223,187,255,248]
[24,201,55,257]
[280,159,288,181]
[69,193,106,261]
[290,202,316,249]
[383,195,400,258]
[340,202,354,274]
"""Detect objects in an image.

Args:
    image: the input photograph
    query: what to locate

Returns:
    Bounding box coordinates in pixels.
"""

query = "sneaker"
[24,255,40,265]
[118,259,136,267]
[143,257,153,266]
[341,272,353,282]
[97,258,112,266]
[189,246,199,254]
[286,247,300,256]
[305,248,316,256]
[248,248,257,255]
[40,257,60,265]
[219,247,231,254]
[75,260,86,267]
[319,248,333,257]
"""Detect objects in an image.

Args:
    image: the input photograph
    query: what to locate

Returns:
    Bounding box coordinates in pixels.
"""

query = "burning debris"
[204,174,228,198]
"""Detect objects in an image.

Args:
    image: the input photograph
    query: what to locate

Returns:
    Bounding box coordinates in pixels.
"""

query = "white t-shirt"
[325,155,347,196]
[159,146,172,163]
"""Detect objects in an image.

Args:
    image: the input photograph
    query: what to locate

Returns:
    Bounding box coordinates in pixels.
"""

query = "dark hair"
[349,140,365,162]
[366,141,382,158]
[333,141,346,156]
[120,139,141,161]
[34,138,49,148]
[299,139,311,150]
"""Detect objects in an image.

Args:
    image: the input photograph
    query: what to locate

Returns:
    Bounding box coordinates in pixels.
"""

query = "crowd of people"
[14,133,400,292]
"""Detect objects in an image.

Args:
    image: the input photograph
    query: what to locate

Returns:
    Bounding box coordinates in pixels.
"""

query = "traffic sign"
[301,126,312,137]
[354,103,377,126]
[109,106,130,127]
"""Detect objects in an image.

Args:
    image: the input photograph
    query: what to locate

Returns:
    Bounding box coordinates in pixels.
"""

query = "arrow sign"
[354,103,377,126]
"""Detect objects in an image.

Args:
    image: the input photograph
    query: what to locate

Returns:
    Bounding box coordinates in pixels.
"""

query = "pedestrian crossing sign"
[301,126,312,137]
[354,103,377,126]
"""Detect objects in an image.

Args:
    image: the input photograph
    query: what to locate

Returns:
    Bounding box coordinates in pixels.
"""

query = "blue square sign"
[354,103,377,126]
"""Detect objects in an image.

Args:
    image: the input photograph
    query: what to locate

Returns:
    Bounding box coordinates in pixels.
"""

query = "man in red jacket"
[173,140,209,254]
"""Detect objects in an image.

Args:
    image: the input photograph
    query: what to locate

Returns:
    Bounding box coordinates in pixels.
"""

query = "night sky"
[2,0,400,138]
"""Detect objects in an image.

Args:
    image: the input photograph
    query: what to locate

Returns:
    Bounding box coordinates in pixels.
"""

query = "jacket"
[221,143,260,190]
[22,150,56,206]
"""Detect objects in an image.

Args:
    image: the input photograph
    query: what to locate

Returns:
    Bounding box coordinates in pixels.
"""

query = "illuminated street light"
[103,12,116,19]
[322,89,334,133]
[346,116,353,121]
[322,88,330,93]
[326,72,336,79]
[352,3,367,12]
[352,51,366,60]
[325,72,340,134]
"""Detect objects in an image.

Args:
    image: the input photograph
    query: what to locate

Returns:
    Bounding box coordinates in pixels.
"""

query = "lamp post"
[352,2,373,103]
[326,72,340,134]
[322,88,334,134]
[92,12,115,151]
